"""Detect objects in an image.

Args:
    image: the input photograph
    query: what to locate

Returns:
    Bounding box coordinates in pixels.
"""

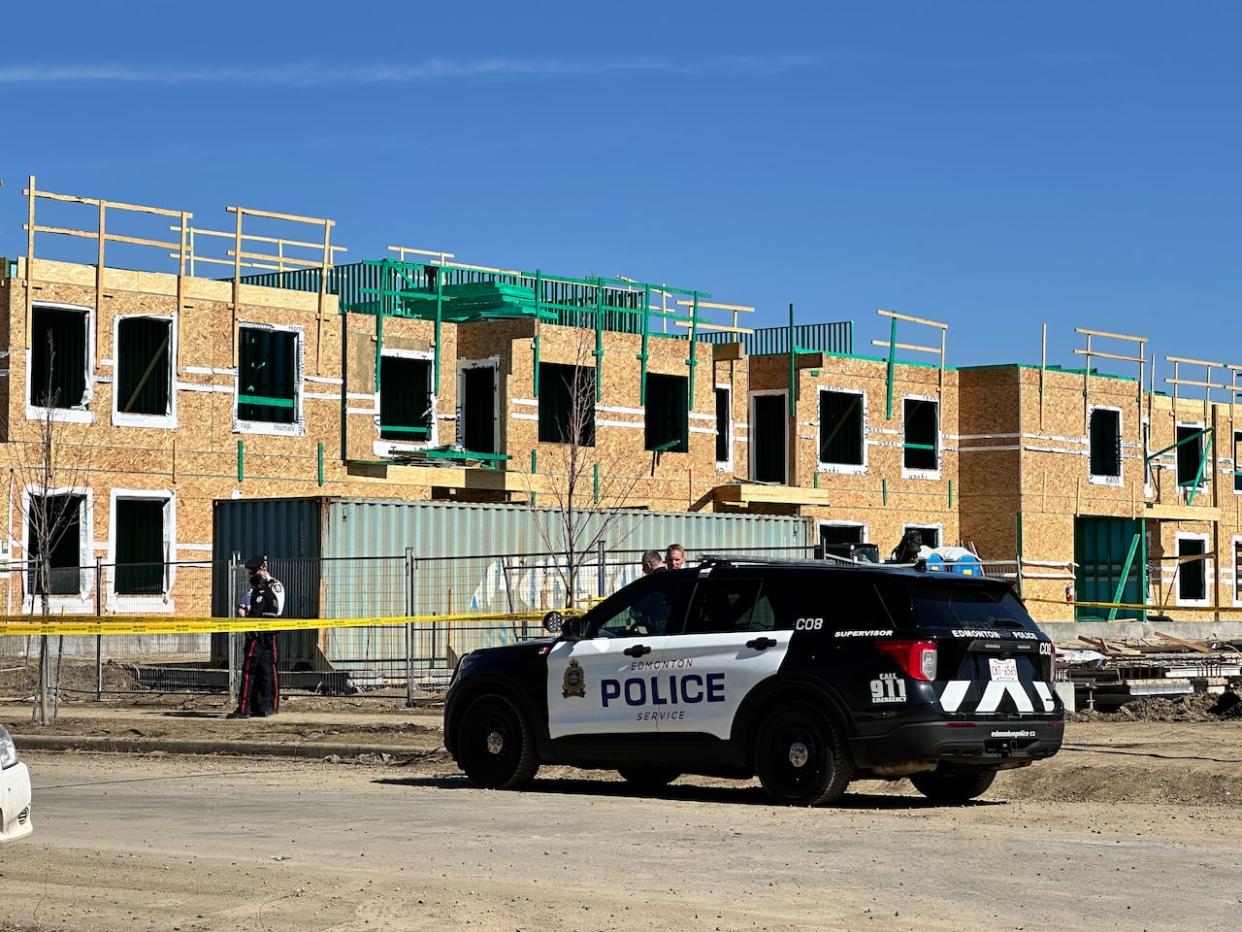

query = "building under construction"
[1,177,1239,623]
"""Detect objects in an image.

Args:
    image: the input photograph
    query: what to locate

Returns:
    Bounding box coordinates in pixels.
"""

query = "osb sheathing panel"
[494,324,720,512]
[1015,367,1148,522]
[744,354,959,542]
[957,369,1022,559]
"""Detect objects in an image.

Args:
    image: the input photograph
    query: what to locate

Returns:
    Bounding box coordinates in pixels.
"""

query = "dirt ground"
[6,696,1242,808]
[3,730,1242,932]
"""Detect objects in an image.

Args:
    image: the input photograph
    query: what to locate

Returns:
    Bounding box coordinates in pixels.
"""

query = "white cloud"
[0,54,824,86]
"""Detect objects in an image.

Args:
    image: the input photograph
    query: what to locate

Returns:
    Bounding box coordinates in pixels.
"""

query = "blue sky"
[1,1,1239,374]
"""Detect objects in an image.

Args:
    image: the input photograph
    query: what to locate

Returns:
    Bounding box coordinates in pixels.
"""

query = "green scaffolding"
[346,258,711,421]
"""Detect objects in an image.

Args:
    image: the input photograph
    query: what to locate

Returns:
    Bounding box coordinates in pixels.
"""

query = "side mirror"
[542,611,564,634]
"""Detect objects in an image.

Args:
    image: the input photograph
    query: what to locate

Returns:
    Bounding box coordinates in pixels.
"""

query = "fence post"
[597,540,607,600]
[405,548,416,708]
[227,552,240,702]
[95,557,103,701]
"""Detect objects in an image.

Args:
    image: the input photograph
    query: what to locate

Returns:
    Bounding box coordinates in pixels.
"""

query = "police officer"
[227,555,285,719]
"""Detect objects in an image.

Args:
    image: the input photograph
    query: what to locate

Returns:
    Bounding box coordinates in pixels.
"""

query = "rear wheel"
[910,768,997,803]
[753,701,853,806]
[617,766,681,791]
[456,694,539,789]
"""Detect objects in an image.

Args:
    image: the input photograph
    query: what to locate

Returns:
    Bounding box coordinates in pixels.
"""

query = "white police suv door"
[655,568,791,738]
[545,572,696,739]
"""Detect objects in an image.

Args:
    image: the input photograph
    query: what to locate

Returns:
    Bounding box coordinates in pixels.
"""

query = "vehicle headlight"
[0,725,17,769]
[450,651,480,687]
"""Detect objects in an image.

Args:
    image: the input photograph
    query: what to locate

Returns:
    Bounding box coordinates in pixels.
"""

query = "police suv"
[444,557,1064,806]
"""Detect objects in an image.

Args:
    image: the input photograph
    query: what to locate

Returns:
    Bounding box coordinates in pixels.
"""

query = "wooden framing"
[21,180,344,377]
[871,308,949,415]
[226,206,336,376]
[1073,327,1147,438]
[1166,355,1224,423]
[23,176,192,360]
[387,245,456,264]
[714,482,832,507]
[675,298,756,333]
[173,226,347,276]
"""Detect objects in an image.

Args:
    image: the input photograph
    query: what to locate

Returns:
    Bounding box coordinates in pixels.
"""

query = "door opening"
[460,364,498,455]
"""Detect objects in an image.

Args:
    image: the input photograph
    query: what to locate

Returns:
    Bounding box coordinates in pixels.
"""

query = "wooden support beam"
[1076,327,1148,343]
[713,483,832,507]
[879,308,948,329]
[1072,348,1146,364]
[1166,354,1225,368]
[1153,631,1212,653]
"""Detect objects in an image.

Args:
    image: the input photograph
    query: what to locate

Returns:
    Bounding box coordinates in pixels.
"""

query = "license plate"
[989,658,1018,681]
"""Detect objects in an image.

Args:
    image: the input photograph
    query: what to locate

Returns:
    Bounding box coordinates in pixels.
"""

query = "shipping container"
[213,497,813,670]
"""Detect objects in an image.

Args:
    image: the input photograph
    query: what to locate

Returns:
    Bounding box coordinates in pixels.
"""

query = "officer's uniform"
[230,557,285,719]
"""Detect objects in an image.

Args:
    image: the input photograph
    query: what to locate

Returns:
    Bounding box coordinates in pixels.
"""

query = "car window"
[907,582,1037,631]
[586,573,695,638]
[682,577,774,634]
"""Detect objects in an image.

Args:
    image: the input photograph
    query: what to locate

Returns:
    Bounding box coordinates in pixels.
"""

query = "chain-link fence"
[0,544,826,704]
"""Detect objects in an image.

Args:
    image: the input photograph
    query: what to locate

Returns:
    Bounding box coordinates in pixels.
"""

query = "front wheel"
[456,694,539,789]
[910,768,997,803]
[617,766,681,791]
[753,702,854,806]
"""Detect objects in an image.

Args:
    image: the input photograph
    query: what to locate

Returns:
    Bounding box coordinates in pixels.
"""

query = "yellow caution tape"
[0,608,578,637]
[1025,597,1242,616]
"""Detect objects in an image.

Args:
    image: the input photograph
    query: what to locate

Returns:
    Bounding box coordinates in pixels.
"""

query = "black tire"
[753,701,854,806]
[617,766,681,791]
[456,694,540,789]
[910,768,997,803]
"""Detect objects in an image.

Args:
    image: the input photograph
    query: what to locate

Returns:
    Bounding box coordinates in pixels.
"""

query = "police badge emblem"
[562,658,586,698]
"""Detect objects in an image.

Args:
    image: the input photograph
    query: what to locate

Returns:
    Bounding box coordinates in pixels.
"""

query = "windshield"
[907,582,1037,631]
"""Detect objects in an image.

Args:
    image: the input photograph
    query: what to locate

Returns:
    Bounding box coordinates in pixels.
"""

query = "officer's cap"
[244,555,267,571]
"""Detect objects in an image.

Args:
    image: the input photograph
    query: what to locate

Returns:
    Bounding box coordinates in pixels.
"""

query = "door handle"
[623,644,652,657]
[746,637,778,651]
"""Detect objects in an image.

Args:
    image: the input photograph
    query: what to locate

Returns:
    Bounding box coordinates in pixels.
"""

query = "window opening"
[30,307,88,409]
[751,393,787,483]
[115,499,166,595]
[1235,539,1242,604]
[379,356,433,442]
[1177,537,1207,602]
[1176,425,1204,489]
[903,399,939,470]
[460,364,498,454]
[1234,432,1242,493]
[238,327,299,424]
[644,373,688,453]
[27,493,84,596]
[903,525,941,549]
[1088,408,1121,478]
[538,362,595,446]
[819,390,864,466]
[116,317,172,417]
[714,387,731,464]
[820,524,864,547]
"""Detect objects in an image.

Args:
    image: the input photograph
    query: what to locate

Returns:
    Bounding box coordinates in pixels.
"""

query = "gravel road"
[2,728,1240,932]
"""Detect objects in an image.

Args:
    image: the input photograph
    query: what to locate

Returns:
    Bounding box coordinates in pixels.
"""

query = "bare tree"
[4,334,96,724]
[525,332,647,607]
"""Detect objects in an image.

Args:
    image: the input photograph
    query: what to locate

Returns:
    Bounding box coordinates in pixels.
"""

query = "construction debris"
[1058,630,1242,712]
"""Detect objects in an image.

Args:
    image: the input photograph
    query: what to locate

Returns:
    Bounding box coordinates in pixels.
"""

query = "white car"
[0,724,33,843]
